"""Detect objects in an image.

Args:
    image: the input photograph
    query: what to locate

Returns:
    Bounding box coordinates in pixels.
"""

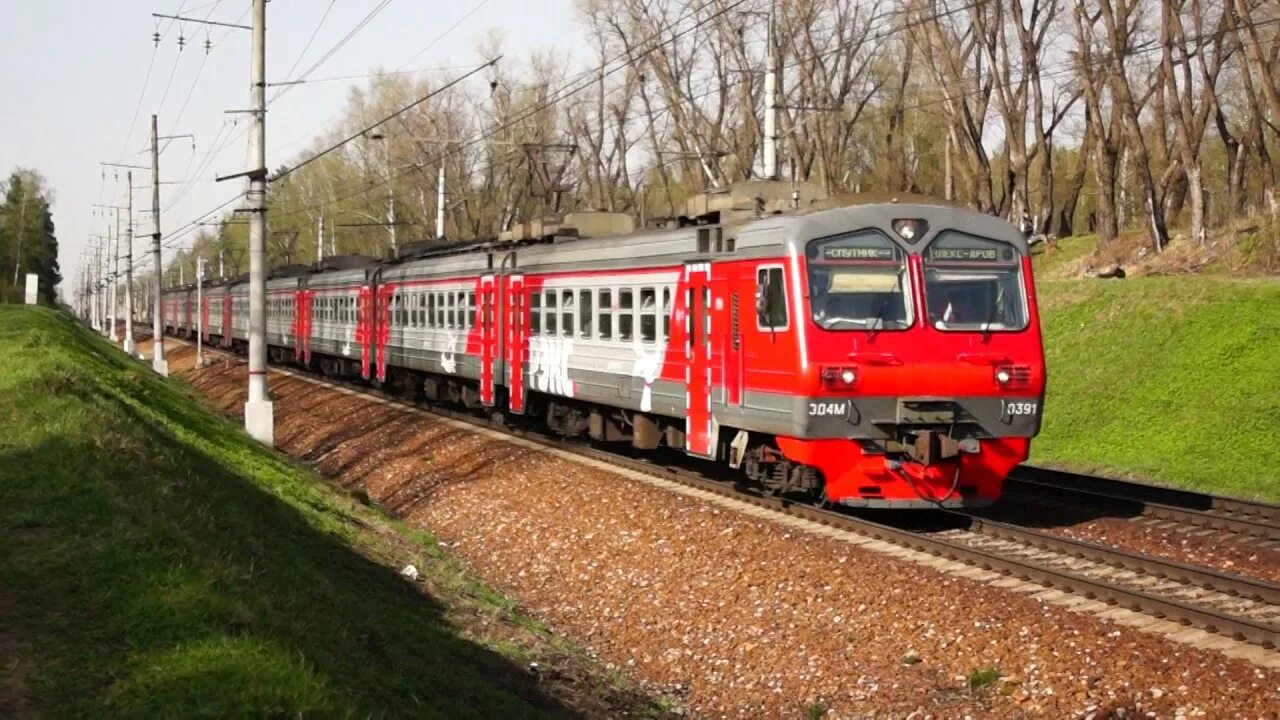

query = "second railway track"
[1007,466,1280,542]
[141,335,1280,654]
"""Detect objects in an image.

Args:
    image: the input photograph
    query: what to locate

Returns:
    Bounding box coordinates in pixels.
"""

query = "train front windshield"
[923,231,1028,331]
[806,231,912,331]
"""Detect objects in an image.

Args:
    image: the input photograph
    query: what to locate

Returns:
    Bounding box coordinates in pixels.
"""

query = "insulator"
[178,33,185,50]
[205,37,212,53]
[153,31,161,46]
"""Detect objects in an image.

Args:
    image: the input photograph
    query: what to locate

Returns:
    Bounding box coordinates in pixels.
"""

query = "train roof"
[160,185,1026,291]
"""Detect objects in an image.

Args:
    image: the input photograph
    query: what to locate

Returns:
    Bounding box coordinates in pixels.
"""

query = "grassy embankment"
[1031,274,1280,501]
[0,306,663,718]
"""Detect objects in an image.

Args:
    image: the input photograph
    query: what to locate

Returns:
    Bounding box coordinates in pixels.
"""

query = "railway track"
[1007,466,1280,542]
[140,333,1280,652]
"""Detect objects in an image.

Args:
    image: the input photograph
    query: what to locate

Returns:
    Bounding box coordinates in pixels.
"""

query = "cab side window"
[756,266,788,329]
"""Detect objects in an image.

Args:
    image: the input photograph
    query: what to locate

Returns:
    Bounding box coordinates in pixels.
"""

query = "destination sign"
[821,245,897,261]
[927,246,1010,262]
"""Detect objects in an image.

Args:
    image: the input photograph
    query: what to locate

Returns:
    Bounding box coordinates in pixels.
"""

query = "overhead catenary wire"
[268,0,397,106]
[269,0,761,223]
[149,0,1279,268]
[268,0,497,160]
[149,0,754,263]
[157,0,404,243]
[270,56,504,183]
[272,0,339,94]
[135,0,1031,256]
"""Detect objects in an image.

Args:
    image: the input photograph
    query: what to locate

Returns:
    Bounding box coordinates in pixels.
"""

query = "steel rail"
[950,512,1280,605]
[140,334,1280,650]
[1008,467,1280,541]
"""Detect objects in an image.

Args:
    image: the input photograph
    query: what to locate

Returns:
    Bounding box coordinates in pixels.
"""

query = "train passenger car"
[722,201,1043,507]
[204,278,235,348]
[378,247,493,402]
[162,286,192,337]
[507,224,693,449]
[264,267,309,364]
[302,256,376,378]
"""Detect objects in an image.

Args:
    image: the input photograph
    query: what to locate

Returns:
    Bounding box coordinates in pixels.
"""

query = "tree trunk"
[1185,165,1207,243]
[1093,140,1120,243]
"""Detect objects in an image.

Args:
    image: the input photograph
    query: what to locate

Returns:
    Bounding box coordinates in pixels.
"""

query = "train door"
[221,296,233,347]
[201,296,210,342]
[375,283,394,382]
[479,275,497,406]
[506,275,527,414]
[357,286,374,380]
[292,289,310,363]
[685,263,716,458]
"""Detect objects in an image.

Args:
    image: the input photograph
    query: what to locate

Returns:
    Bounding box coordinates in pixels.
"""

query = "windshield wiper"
[980,295,1000,343]
[866,278,902,340]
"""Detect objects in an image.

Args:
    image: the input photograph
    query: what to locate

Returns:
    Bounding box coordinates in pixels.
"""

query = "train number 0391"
[1005,401,1038,416]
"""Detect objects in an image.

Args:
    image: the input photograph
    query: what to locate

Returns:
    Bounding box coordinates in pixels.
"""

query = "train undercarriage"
[173,330,1014,509]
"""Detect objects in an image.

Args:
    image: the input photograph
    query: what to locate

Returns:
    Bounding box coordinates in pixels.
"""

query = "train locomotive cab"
[767,200,1044,508]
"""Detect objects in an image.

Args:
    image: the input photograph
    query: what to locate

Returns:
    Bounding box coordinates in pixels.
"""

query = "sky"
[0,0,581,293]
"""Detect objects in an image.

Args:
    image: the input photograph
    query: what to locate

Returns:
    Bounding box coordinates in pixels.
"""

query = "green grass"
[0,306,663,718]
[966,667,1000,693]
[1032,277,1280,501]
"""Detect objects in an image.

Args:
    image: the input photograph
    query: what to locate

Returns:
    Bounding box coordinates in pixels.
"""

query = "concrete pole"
[197,256,204,367]
[89,248,96,330]
[762,2,778,181]
[244,0,273,445]
[99,228,110,335]
[109,219,119,341]
[123,173,137,356]
[437,164,446,239]
[99,241,109,333]
[151,115,168,376]
[316,212,324,262]
[94,244,103,331]
[386,142,397,253]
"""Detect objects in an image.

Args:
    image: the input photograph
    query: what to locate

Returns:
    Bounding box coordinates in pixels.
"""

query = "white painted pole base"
[244,400,275,446]
[123,338,136,356]
[152,358,169,377]
[109,328,119,342]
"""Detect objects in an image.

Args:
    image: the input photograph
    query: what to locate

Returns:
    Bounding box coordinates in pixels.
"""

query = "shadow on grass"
[0,312,634,718]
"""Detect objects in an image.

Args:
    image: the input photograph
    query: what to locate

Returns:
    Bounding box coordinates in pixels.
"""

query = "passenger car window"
[640,288,657,342]
[579,290,593,338]
[598,290,612,340]
[530,291,541,334]
[561,290,574,337]
[662,287,672,340]
[542,290,556,334]
[618,289,634,342]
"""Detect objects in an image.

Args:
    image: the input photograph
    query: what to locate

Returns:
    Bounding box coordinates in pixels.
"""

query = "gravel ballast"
[173,347,1280,718]
[1045,518,1280,585]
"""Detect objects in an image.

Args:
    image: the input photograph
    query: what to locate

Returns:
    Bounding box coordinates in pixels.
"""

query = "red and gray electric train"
[161,192,1045,508]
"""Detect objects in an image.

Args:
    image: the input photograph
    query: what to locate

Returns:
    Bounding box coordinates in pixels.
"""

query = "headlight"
[821,366,858,389]
[995,368,1011,384]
